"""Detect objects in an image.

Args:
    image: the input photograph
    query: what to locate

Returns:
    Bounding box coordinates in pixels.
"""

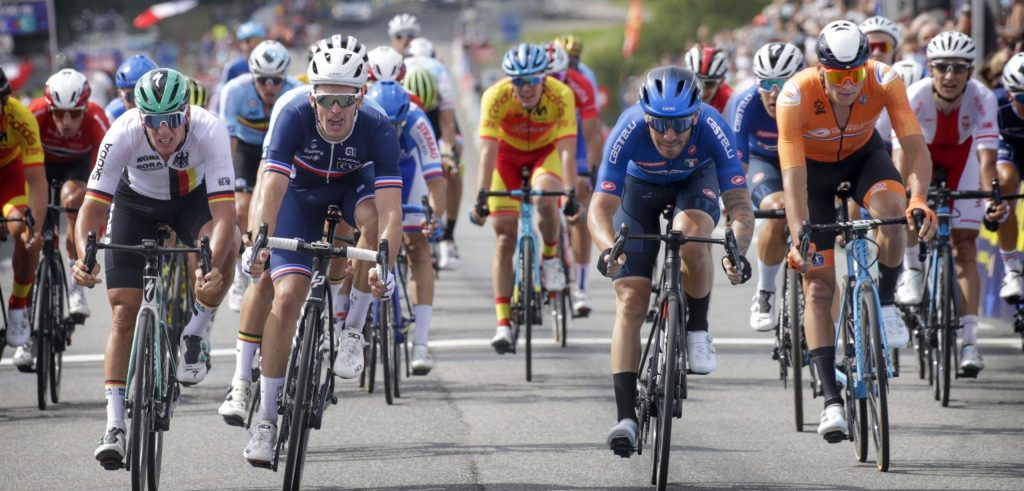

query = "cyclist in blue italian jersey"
[219,39,301,310]
[238,46,403,467]
[589,66,754,456]
[730,42,804,332]
[366,80,446,374]
[104,55,157,122]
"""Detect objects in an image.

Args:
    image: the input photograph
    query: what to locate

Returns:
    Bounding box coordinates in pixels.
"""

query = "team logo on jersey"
[814,100,826,115]
[247,99,258,108]
[702,188,717,199]
[688,145,697,155]
[811,252,825,267]
[752,172,765,183]
[859,95,868,105]
[731,175,745,186]
[635,160,665,169]
[777,82,800,106]
[218,177,231,187]
[92,143,112,180]
[869,181,887,194]
[345,147,356,157]
[600,181,616,192]
[172,151,190,169]
[685,158,699,168]
[961,115,971,130]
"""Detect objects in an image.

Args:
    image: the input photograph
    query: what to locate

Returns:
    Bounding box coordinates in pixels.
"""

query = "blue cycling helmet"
[115,55,158,89]
[236,21,266,41]
[638,66,702,118]
[501,43,548,77]
[367,81,410,124]
[816,20,870,70]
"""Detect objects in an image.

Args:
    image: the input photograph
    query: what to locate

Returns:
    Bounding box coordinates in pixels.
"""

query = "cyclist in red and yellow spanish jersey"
[775,22,936,443]
[471,44,578,352]
[0,68,46,352]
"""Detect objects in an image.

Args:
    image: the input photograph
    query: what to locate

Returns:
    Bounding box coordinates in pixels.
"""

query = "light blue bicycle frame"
[508,190,542,313]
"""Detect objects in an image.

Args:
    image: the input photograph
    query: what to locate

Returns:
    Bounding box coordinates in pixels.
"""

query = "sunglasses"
[255,76,284,87]
[314,92,362,109]
[1010,92,1024,104]
[822,66,867,85]
[142,111,186,129]
[757,78,786,93]
[930,61,971,74]
[393,31,416,39]
[648,114,697,134]
[869,40,895,54]
[52,107,86,119]
[510,76,544,87]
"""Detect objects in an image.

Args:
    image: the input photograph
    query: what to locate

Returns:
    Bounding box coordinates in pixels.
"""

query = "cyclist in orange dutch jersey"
[776,21,937,443]
[470,43,579,353]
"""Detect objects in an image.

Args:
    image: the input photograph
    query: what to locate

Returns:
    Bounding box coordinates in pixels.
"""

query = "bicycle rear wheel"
[522,236,535,382]
[861,289,889,471]
[129,311,155,491]
[787,269,805,432]
[651,295,679,491]
[283,308,320,490]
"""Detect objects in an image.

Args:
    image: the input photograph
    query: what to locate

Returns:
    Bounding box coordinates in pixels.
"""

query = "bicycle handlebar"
[84,231,212,276]
[753,209,786,219]
[470,188,578,226]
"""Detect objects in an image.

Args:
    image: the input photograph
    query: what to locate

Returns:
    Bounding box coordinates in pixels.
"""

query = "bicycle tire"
[850,288,869,463]
[776,267,790,386]
[50,258,69,404]
[34,259,52,410]
[788,269,804,432]
[839,285,867,462]
[283,307,320,490]
[646,306,664,483]
[525,236,537,382]
[148,315,176,490]
[636,302,664,458]
[380,299,395,405]
[861,289,890,471]
[655,295,680,491]
[366,318,378,393]
[936,250,955,407]
[246,377,261,429]
[130,310,155,491]
[390,294,402,399]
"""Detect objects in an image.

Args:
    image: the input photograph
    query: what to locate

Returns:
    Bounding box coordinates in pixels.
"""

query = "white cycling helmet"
[45,68,91,110]
[926,31,976,61]
[1002,52,1024,92]
[307,47,368,88]
[409,37,435,58]
[388,13,420,37]
[752,42,804,79]
[248,40,291,77]
[315,35,367,59]
[859,16,901,45]
[545,41,570,75]
[892,59,925,87]
[684,45,729,79]
[816,20,870,69]
[368,46,406,82]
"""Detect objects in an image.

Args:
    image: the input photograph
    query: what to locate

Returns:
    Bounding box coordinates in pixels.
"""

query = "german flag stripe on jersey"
[85,189,113,206]
[207,190,234,204]
[237,115,269,132]
[170,168,199,197]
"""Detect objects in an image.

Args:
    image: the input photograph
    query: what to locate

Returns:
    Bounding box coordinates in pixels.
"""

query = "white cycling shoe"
[749,290,776,332]
[881,305,910,349]
[999,270,1024,301]
[12,339,34,368]
[818,403,848,443]
[68,285,91,319]
[606,418,638,458]
[218,378,252,427]
[686,331,717,375]
[5,308,29,347]
[438,240,461,270]
[95,426,127,470]
[411,344,434,375]
[572,290,592,317]
[490,325,514,354]
[228,267,247,312]
[895,268,923,305]
[332,329,365,379]
[244,421,277,467]
[960,344,984,374]
[542,258,566,291]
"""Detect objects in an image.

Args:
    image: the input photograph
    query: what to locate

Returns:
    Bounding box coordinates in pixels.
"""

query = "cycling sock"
[876,263,901,306]
[233,331,262,382]
[9,279,31,309]
[1000,249,1022,273]
[343,289,373,332]
[684,294,710,332]
[903,248,922,271]
[961,315,979,345]
[183,299,216,337]
[542,240,558,259]
[330,277,348,323]
[67,258,81,284]
[810,347,843,407]
[444,218,457,241]
[413,304,432,345]
[257,376,284,423]
[613,372,639,422]
[495,297,511,327]
[576,264,589,292]
[757,260,781,293]
[105,380,126,431]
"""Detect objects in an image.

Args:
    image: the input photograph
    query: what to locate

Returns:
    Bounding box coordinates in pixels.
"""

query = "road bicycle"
[249,205,384,490]
[85,229,211,490]
[473,165,577,381]
[610,219,743,491]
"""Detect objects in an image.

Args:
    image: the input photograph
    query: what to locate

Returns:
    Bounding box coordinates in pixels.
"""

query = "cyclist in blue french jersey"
[989,53,1024,300]
[367,80,446,374]
[104,55,157,122]
[730,42,804,332]
[218,40,300,310]
[588,66,754,456]
[237,46,403,466]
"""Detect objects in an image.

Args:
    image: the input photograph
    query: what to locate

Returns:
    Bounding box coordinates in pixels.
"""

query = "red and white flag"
[133,0,199,29]
[622,0,643,57]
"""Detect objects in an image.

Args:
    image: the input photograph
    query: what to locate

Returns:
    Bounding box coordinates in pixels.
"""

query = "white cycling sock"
[757,260,781,293]
[332,283,350,324]
[105,384,126,431]
[413,304,432,346]
[961,315,979,345]
[257,376,284,423]
[233,333,260,382]
[1000,249,1022,273]
[343,289,373,332]
[67,259,80,288]
[183,299,216,337]
[903,248,923,271]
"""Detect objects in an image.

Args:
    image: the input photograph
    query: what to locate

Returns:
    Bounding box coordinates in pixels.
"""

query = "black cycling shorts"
[45,156,91,185]
[746,154,783,209]
[233,141,263,193]
[105,179,212,290]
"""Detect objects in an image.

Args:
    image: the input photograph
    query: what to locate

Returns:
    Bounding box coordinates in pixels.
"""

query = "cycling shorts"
[0,161,28,218]
[233,141,263,193]
[997,139,1023,173]
[105,179,212,290]
[805,132,905,269]
[488,141,563,215]
[45,155,91,185]
[399,156,430,232]
[612,170,721,280]
[746,154,783,209]
[268,165,374,281]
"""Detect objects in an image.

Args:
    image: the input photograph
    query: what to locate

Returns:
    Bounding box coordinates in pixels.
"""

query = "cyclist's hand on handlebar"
[241,246,271,278]
[20,226,41,252]
[194,267,223,306]
[905,196,937,241]
[72,259,102,288]
[470,191,489,226]
[721,255,752,285]
[787,243,815,273]
[597,248,626,278]
[421,215,441,236]
[368,267,395,299]
[984,199,1010,224]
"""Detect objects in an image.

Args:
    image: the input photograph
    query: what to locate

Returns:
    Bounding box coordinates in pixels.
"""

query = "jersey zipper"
[833,102,854,162]
[327,143,334,184]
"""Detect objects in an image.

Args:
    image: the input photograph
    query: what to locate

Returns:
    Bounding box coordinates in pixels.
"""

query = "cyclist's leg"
[948,161,984,367]
[572,132,593,308]
[995,147,1023,298]
[339,167,378,337]
[230,141,261,311]
[1,164,34,347]
[487,146,528,346]
[749,156,787,331]
[533,147,566,290]
[328,221,356,327]
[401,166,436,357]
[58,159,92,318]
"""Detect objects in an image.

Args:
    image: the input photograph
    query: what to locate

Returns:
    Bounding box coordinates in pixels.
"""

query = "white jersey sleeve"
[970,80,1000,150]
[85,116,135,205]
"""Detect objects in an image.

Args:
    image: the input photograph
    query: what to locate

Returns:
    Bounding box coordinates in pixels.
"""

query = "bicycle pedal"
[97,455,125,471]
[70,313,87,325]
[608,437,635,458]
[822,431,846,444]
[15,364,35,374]
[960,368,980,379]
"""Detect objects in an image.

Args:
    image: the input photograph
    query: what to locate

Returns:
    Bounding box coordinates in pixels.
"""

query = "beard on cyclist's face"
[930,58,972,101]
[513,81,543,109]
[310,84,362,141]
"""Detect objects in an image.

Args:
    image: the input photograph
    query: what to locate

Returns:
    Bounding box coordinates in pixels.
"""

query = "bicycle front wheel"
[129,311,155,490]
[283,308,320,490]
[652,295,679,491]
[32,259,53,410]
[380,300,395,405]
[787,269,805,432]
[935,250,956,407]
[839,284,867,462]
[522,236,536,382]
[861,289,889,471]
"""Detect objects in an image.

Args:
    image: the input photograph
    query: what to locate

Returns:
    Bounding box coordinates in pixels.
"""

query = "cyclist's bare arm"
[588,192,621,253]
[427,176,446,222]
[722,188,754,256]
[898,134,933,201]
[440,108,458,151]
[206,200,238,269]
[375,187,403,268]
[24,166,46,237]
[781,165,810,269]
[250,171,290,238]
[73,198,110,285]
[556,137,578,187]
[978,147,999,191]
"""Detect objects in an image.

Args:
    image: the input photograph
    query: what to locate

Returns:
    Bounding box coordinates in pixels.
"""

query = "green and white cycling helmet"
[134,68,190,114]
